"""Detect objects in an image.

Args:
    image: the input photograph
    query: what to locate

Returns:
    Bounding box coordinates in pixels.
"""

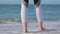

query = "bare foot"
[41,28,45,31]
[38,22,45,31]
[23,30,27,33]
[39,28,45,31]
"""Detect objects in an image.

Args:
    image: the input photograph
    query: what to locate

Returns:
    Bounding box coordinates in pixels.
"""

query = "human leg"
[34,0,45,31]
[21,0,28,32]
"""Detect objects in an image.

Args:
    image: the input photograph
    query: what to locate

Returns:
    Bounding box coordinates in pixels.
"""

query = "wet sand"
[0,21,60,34]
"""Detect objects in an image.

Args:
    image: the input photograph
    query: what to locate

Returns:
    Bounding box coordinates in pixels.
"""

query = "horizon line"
[0,4,60,5]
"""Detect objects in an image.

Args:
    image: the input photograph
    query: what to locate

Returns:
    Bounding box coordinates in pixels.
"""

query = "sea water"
[0,4,60,22]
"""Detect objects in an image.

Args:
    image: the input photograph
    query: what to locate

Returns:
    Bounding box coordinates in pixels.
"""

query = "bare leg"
[34,0,45,31]
[21,0,28,32]
[22,22,27,32]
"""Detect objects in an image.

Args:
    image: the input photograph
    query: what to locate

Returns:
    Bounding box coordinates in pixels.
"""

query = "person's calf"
[22,22,27,33]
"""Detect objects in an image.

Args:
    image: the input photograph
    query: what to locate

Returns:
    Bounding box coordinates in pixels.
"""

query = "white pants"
[21,4,43,23]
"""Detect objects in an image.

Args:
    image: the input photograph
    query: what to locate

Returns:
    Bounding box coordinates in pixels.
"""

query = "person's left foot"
[41,28,45,31]
[39,27,45,31]
[23,30,27,33]
[38,22,46,31]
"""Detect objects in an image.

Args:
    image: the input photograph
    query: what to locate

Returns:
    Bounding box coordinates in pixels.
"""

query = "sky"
[0,0,60,4]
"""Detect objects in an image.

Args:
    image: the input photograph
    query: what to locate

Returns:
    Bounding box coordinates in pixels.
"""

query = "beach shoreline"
[0,21,60,34]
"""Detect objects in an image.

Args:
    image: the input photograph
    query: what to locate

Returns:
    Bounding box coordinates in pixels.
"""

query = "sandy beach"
[0,21,60,34]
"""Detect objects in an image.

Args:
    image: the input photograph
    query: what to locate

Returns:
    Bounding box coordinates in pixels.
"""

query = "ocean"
[0,4,60,22]
[0,4,60,34]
